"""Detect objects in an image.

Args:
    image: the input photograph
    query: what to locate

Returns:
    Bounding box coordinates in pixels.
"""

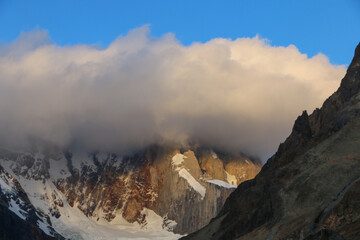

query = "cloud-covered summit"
[0,26,346,160]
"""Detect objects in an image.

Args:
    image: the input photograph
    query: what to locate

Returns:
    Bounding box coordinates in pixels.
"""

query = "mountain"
[183,43,360,240]
[0,165,63,240]
[0,143,260,239]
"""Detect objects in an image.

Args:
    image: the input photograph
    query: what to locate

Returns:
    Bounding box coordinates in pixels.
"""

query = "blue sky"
[0,0,359,65]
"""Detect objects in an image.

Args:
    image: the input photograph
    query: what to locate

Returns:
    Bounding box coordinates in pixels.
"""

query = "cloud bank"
[0,26,346,160]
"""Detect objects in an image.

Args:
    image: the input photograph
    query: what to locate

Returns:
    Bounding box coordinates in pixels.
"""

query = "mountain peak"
[354,42,360,61]
[337,42,360,101]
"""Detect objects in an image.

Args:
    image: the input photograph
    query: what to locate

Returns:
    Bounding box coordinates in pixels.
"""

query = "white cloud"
[0,26,346,160]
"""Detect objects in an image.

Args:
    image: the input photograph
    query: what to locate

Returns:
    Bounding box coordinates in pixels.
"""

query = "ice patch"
[178,169,206,199]
[206,179,237,189]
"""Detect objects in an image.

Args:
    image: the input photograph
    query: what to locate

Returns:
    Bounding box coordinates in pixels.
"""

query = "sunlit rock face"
[0,142,261,238]
[183,43,360,240]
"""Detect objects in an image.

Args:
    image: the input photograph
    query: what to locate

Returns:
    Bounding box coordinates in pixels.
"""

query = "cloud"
[0,26,346,160]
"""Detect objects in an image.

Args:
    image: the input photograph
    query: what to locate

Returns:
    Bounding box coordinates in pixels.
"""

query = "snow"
[96,152,109,164]
[141,208,177,233]
[206,179,237,189]
[0,170,30,220]
[47,203,181,240]
[146,188,158,203]
[20,165,28,174]
[37,220,52,236]
[71,151,97,171]
[162,216,177,232]
[0,174,14,193]
[8,198,27,220]
[210,150,218,159]
[172,153,206,200]
[225,171,237,185]
[178,169,206,199]
[48,157,71,180]
[111,156,123,168]
[172,153,186,168]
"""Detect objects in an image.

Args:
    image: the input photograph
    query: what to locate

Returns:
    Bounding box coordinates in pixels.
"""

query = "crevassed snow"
[178,169,206,199]
[225,171,237,185]
[171,153,186,167]
[206,179,237,189]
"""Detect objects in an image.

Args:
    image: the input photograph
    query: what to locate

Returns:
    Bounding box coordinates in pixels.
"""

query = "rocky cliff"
[0,143,261,239]
[183,43,360,240]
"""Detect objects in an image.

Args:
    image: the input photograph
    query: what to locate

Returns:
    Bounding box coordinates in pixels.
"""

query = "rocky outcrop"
[196,148,261,185]
[318,179,360,239]
[183,43,360,240]
[152,149,246,234]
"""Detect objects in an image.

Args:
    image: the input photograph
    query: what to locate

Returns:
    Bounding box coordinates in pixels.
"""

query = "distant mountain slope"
[183,43,360,240]
[0,143,260,239]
